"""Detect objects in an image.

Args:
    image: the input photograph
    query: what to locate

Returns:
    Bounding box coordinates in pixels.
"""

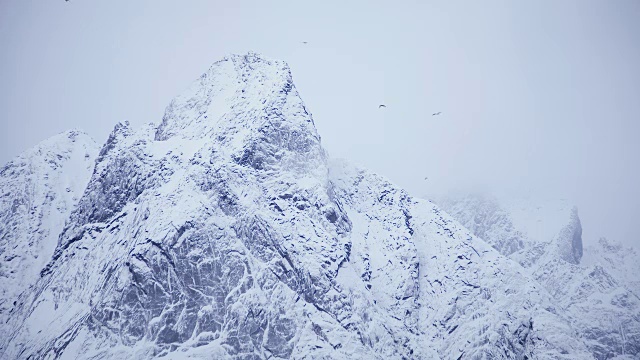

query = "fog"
[1,0,638,247]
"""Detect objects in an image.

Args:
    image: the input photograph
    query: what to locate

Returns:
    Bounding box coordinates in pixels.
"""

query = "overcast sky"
[1,0,639,247]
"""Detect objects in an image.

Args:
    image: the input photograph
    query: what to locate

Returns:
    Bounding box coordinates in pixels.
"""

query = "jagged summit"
[154,53,324,176]
[156,52,316,143]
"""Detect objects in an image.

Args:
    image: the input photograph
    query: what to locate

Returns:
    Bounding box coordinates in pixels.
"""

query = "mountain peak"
[224,51,277,65]
[2,129,95,166]
[154,52,311,143]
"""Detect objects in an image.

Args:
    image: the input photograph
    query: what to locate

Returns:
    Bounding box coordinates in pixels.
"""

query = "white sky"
[1,0,639,247]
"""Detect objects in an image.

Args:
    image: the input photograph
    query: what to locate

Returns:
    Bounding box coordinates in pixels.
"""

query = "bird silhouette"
[432,112,442,116]
[302,41,308,44]
[379,104,387,108]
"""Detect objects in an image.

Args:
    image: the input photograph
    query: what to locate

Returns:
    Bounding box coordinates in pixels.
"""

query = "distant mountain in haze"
[437,193,640,359]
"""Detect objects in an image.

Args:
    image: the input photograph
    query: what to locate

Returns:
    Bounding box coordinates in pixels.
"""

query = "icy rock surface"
[2,53,594,359]
[438,193,640,359]
[582,237,640,294]
[0,130,98,331]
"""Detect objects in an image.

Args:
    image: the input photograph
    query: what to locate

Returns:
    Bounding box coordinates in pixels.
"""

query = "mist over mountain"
[437,193,640,359]
[0,53,637,359]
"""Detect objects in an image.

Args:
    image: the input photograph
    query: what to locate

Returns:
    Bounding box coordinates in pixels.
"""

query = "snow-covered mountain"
[438,193,640,359]
[0,130,98,332]
[1,53,597,359]
[582,237,640,296]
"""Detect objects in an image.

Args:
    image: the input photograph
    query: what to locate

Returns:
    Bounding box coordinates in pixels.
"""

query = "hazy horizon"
[1,0,639,248]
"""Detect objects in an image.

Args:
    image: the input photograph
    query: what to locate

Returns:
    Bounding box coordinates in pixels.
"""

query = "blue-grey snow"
[1,53,636,359]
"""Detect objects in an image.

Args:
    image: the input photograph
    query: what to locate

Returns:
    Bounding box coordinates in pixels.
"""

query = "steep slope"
[438,193,640,359]
[0,130,98,330]
[2,53,592,359]
[582,237,640,294]
[330,163,591,359]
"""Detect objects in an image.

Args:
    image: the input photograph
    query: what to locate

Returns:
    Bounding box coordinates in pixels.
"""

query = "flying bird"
[432,112,442,116]
[302,41,308,44]
[379,104,387,108]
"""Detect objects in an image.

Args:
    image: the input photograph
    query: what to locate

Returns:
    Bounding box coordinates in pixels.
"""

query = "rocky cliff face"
[1,53,594,359]
[438,194,640,359]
